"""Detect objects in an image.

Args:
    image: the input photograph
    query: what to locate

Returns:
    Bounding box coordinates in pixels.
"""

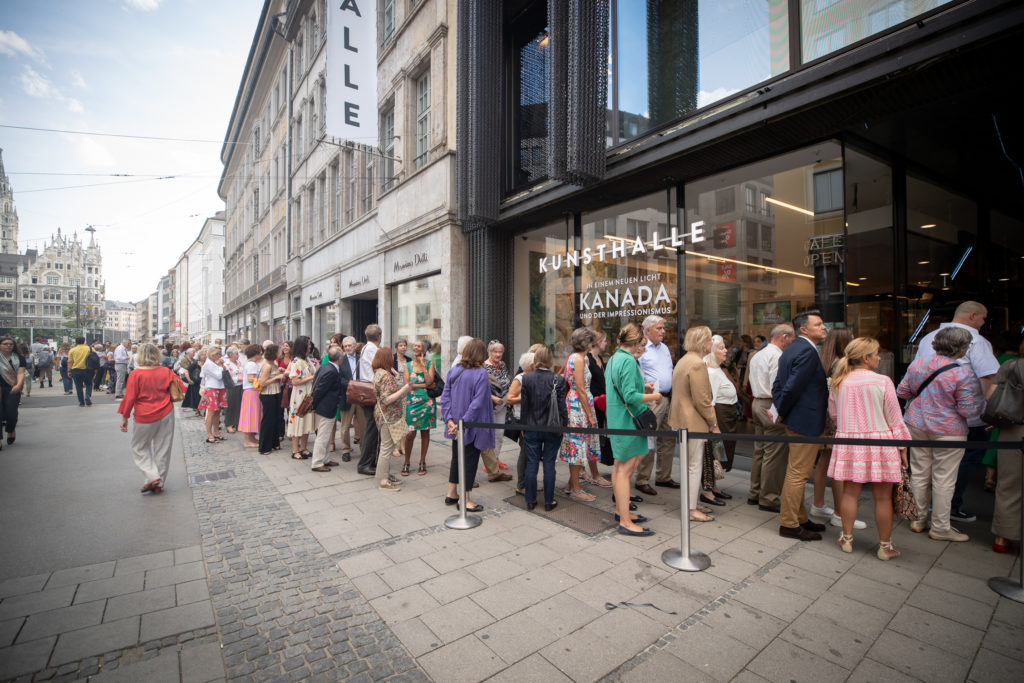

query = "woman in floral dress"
[558,327,600,502]
[285,336,316,459]
[402,340,436,476]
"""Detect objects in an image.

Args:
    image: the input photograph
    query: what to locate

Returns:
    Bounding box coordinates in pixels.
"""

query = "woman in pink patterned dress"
[828,337,910,560]
[558,327,601,502]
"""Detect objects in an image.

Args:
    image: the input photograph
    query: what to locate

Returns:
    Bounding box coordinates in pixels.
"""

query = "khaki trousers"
[338,406,358,453]
[993,424,1024,541]
[375,420,396,481]
[779,428,819,528]
[311,413,334,469]
[686,438,705,510]
[130,411,175,484]
[636,396,674,486]
[908,426,965,533]
[749,398,788,506]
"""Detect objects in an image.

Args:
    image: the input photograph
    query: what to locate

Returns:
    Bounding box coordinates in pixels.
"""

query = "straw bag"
[893,466,918,521]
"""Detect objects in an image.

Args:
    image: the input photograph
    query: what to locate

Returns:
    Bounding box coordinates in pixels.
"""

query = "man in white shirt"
[113,340,132,398]
[747,324,794,511]
[356,324,382,475]
[337,336,361,462]
[635,315,679,495]
[913,301,1000,522]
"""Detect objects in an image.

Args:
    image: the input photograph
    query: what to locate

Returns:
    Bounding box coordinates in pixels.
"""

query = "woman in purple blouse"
[440,338,494,512]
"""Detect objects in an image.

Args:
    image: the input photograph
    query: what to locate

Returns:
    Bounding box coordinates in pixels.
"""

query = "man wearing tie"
[310,345,344,473]
[772,310,830,541]
[337,336,360,463]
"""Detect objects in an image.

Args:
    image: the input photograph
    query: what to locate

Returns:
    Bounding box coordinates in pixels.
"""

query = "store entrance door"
[352,299,378,343]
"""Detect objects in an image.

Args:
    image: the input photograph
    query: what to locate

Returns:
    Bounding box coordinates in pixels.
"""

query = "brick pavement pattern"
[179,415,426,682]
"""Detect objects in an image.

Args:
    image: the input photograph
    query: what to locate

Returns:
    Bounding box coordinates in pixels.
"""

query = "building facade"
[171,213,226,344]
[1,148,19,255]
[221,0,464,366]
[455,0,1024,376]
[104,300,137,337]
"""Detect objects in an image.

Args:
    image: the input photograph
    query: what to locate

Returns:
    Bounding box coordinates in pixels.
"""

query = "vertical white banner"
[326,0,378,142]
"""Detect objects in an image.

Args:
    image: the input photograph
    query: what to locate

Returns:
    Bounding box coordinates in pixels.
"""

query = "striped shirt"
[896,355,983,436]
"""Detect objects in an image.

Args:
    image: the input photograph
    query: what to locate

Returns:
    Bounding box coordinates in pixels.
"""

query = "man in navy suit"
[310,345,344,473]
[772,310,830,541]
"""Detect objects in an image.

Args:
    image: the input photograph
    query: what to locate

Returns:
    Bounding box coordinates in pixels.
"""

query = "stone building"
[104,300,137,337]
[1,148,18,255]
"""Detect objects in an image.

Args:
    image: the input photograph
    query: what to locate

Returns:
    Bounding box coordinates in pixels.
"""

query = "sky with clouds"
[0,0,259,302]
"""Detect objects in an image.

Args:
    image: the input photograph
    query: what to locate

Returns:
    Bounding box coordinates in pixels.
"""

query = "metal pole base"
[662,548,711,572]
[988,576,1024,603]
[444,514,482,530]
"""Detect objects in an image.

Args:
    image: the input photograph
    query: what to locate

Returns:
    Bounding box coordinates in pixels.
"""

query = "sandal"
[418,462,427,475]
[205,438,218,444]
[567,489,596,502]
[877,540,900,561]
[291,452,304,460]
[838,533,854,553]
[300,450,312,458]
[401,463,410,476]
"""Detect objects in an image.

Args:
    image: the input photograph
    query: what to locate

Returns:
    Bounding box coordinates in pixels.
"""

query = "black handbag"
[222,368,235,389]
[426,374,444,399]
[983,360,1024,428]
[608,358,658,432]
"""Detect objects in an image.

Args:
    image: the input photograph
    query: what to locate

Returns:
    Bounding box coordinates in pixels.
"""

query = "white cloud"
[698,86,742,108]
[68,98,84,113]
[122,0,163,11]
[0,29,44,61]
[19,66,60,98]
[70,69,88,89]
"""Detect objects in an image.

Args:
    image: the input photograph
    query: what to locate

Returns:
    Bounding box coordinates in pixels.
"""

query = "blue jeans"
[71,369,93,405]
[524,431,560,506]
[950,425,990,511]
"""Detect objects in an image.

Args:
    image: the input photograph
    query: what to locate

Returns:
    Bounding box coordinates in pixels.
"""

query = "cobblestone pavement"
[178,415,426,682]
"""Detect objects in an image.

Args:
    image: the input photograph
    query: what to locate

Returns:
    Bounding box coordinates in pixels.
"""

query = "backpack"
[547,376,562,427]
[36,348,53,368]
[86,350,101,371]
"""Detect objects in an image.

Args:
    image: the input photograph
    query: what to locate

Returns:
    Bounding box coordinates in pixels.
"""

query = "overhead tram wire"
[15,176,179,194]
[0,123,384,144]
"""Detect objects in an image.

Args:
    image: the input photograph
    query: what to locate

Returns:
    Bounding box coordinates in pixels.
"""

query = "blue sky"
[0,0,258,301]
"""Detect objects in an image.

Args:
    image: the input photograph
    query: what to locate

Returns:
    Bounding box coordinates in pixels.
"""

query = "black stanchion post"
[662,428,710,572]
[445,419,482,530]
[988,438,1024,603]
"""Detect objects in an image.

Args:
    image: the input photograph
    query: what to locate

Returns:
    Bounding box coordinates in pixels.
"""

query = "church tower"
[0,149,19,254]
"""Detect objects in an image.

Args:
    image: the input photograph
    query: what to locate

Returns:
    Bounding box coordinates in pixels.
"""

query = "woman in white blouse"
[701,335,738,506]
[197,346,227,443]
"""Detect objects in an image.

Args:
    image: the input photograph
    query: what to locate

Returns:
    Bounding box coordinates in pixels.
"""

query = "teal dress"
[405,359,436,430]
[606,348,648,461]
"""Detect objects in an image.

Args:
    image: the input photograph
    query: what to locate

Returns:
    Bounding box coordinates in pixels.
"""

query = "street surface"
[1,383,1023,682]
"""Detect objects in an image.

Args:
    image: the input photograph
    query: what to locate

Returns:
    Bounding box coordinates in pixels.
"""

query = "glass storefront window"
[683,142,847,342]
[607,0,789,147]
[513,220,575,362]
[801,0,955,63]
[512,4,550,190]
[391,273,442,349]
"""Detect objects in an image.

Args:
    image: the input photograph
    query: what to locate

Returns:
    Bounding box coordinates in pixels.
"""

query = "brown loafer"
[311,466,331,473]
[779,525,821,541]
[655,479,681,489]
[325,461,340,467]
[635,483,657,496]
[488,473,513,482]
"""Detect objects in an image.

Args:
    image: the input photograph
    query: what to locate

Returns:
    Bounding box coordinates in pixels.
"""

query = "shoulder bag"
[424,361,445,399]
[892,466,919,521]
[983,359,1024,427]
[608,357,658,432]
[547,376,563,427]
[346,379,377,406]
[169,373,185,402]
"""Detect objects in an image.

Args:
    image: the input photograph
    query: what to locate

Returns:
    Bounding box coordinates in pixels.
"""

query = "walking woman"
[286,336,316,459]
[373,347,413,490]
[559,327,602,501]
[118,343,186,494]
[607,324,663,535]
[0,337,26,448]
[57,342,73,394]
[222,346,244,434]
[401,339,436,476]
[440,338,492,511]
[258,344,287,454]
[520,346,568,511]
[238,344,263,449]
[198,346,227,443]
[829,337,911,560]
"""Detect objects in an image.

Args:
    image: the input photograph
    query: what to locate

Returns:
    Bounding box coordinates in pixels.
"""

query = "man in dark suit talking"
[310,345,344,473]
[772,310,830,541]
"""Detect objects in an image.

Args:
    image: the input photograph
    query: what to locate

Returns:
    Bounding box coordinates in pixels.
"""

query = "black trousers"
[449,439,481,488]
[259,393,281,453]
[1,380,19,434]
[357,405,380,471]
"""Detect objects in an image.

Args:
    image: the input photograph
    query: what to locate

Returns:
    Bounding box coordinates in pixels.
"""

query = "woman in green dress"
[402,339,437,476]
[606,323,664,536]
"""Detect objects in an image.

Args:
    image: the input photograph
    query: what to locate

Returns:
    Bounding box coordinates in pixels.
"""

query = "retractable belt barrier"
[454,420,1024,590]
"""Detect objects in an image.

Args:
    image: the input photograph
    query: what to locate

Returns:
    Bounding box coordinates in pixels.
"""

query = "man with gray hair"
[114,339,132,399]
[635,315,680,495]
[337,336,360,462]
[310,345,344,472]
[356,324,382,475]
[913,301,999,523]
[747,323,795,511]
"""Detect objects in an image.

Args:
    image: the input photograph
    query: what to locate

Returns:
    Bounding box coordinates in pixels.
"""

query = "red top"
[118,366,183,424]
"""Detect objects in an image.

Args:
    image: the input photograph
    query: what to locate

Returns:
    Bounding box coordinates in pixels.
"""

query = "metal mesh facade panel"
[647,0,698,125]
[467,228,512,343]
[546,0,568,182]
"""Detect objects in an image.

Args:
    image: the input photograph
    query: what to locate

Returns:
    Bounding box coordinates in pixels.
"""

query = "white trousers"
[312,413,334,468]
[131,410,175,484]
[687,438,705,511]
[908,426,965,532]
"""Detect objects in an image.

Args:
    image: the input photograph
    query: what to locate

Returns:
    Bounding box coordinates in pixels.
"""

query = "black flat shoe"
[699,494,726,507]
[545,501,558,512]
[527,502,536,511]
[713,490,732,500]
[618,525,654,537]
[444,496,458,505]
[615,514,648,523]
[6,435,14,445]
[457,503,483,513]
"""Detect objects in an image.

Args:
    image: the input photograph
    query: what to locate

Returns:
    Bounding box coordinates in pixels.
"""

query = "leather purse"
[892,466,919,521]
[295,393,314,417]
[169,376,184,402]
[346,379,377,406]
[982,359,1024,428]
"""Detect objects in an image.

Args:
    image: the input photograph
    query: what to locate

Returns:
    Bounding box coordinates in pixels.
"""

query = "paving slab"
[866,628,972,681]
[746,638,850,683]
[88,649,180,682]
[72,571,145,604]
[0,635,55,679]
[418,634,506,683]
[49,616,139,667]
[0,574,49,599]
[780,612,872,671]
[0,585,76,620]
[484,652,572,682]
[113,550,175,577]
[179,640,227,682]
[17,599,105,643]
[140,599,215,642]
[662,622,757,681]
[888,604,984,658]
[103,585,176,622]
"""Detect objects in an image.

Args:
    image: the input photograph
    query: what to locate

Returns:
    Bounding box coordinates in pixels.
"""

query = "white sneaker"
[811,504,834,518]
[830,513,867,529]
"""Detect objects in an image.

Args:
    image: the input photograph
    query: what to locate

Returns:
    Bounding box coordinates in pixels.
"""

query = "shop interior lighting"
[950,245,973,280]
[910,310,931,343]
[998,277,1010,282]
[764,197,815,217]
[918,260,930,264]
[920,223,936,229]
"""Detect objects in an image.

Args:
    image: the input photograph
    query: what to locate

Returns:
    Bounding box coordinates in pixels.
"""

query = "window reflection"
[801,0,955,62]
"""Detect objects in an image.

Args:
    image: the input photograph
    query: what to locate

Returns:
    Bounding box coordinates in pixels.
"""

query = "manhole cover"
[188,470,236,485]
[504,494,617,535]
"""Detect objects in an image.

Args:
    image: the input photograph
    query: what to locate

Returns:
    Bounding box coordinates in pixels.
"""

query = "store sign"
[805,233,846,266]
[307,290,324,302]
[714,222,736,248]
[717,262,737,281]
[349,275,370,288]
[393,253,428,273]
[326,1,377,141]
[537,223,705,273]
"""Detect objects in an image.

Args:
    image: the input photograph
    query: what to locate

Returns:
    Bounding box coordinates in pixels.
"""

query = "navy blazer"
[311,361,342,419]
[771,337,828,436]
[337,354,359,412]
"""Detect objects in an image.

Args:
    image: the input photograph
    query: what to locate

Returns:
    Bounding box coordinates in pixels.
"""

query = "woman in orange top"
[118,342,185,494]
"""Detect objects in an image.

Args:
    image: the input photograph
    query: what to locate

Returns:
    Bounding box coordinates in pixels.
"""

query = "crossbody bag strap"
[608,357,640,421]
[910,362,961,403]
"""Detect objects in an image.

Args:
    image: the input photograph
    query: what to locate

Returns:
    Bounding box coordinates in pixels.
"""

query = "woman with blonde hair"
[198,346,227,443]
[669,325,719,523]
[700,335,736,506]
[829,337,911,560]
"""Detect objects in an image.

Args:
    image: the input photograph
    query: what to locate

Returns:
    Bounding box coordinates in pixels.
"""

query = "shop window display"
[392,273,442,350]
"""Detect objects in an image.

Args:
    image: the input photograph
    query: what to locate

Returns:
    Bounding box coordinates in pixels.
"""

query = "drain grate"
[504,494,617,535]
[189,470,236,485]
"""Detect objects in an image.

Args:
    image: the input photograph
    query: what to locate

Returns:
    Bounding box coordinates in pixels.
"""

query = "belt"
[753,396,772,401]
[660,389,672,399]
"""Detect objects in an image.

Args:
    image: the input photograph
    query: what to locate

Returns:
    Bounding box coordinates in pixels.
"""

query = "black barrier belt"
[461,421,1024,451]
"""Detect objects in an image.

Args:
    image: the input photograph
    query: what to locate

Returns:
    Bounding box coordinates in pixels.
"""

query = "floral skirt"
[197,387,227,410]
[238,388,262,433]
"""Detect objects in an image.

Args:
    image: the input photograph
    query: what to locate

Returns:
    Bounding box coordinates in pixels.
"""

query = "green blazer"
[606,347,648,461]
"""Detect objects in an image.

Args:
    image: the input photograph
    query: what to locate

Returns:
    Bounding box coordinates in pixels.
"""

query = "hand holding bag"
[892,466,919,521]
[608,358,658,432]
[169,375,184,402]
[295,393,314,417]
